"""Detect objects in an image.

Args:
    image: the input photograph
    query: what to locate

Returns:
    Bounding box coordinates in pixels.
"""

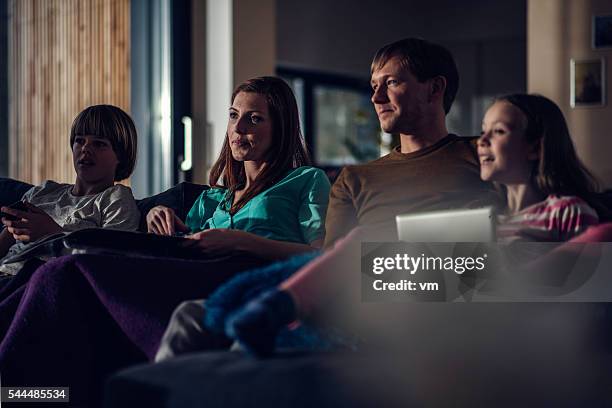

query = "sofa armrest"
[569,222,612,242]
[105,351,380,408]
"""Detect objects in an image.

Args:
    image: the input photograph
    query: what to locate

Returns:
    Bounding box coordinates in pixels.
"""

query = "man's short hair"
[371,38,459,115]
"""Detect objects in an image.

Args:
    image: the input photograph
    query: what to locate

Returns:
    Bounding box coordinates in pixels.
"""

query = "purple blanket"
[0,253,268,406]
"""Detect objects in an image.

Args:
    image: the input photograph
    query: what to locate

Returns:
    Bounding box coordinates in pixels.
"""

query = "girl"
[478,93,599,242]
[217,93,603,356]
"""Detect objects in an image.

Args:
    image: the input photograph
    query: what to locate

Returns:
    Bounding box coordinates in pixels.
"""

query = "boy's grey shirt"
[0,180,140,274]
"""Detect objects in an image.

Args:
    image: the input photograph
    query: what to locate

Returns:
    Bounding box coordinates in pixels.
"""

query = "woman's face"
[478,101,538,185]
[227,92,273,163]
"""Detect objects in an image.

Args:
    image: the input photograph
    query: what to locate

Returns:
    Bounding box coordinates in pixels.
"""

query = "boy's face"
[72,135,119,187]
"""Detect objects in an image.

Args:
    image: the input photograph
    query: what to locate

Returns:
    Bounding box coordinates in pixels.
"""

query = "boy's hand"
[146,205,189,236]
[1,202,63,242]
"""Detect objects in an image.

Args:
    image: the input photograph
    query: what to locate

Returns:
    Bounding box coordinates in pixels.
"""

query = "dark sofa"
[100,190,612,407]
[3,178,612,407]
[105,306,612,407]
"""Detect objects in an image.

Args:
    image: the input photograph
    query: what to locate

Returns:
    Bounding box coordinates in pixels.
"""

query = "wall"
[190,0,276,185]
[528,0,612,188]
[233,0,276,88]
[276,0,527,136]
[8,0,130,184]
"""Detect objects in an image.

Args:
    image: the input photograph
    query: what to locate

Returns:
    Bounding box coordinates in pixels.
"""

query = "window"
[278,67,387,169]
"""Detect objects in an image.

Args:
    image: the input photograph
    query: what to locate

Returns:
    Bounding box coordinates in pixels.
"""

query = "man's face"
[370,56,431,134]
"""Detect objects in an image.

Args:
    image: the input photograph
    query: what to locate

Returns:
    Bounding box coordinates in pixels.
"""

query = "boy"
[0,104,140,275]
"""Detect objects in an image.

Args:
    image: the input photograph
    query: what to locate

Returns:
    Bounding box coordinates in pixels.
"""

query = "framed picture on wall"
[593,15,612,49]
[570,58,606,108]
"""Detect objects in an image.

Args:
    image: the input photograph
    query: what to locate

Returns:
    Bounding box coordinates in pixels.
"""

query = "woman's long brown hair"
[208,76,311,214]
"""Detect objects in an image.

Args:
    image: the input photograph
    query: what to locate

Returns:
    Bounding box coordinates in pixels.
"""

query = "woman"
[0,77,330,406]
[147,76,329,257]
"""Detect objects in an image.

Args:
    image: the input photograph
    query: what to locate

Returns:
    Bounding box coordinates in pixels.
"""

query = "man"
[324,38,497,246]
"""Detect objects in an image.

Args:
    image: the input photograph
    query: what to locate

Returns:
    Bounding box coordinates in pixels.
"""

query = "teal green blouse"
[185,166,330,244]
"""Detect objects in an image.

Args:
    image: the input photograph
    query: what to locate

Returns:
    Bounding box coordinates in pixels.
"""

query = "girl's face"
[478,101,538,185]
[227,92,273,163]
[72,135,119,187]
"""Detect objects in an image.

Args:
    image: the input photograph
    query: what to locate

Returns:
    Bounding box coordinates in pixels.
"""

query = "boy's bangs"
[72,109,112,140]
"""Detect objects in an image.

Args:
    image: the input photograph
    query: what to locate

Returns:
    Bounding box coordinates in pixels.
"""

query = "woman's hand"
[184,229,320,260]
[0,202,63,242]
[185,229,248,255]
[146,205,189,236]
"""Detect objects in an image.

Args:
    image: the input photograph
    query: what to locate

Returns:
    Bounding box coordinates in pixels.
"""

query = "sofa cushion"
[135,182,208,231]
[594,190,612,222]
[105,351,394,408]
[104,346,612,408]
[0,177,33,207]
